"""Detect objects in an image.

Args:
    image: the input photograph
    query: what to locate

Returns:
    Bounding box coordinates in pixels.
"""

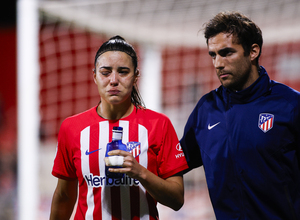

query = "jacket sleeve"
[295,93,300,170]
[180,106,203,171]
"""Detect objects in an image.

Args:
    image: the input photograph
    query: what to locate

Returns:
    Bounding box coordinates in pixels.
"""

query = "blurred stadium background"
[1,0,300,219]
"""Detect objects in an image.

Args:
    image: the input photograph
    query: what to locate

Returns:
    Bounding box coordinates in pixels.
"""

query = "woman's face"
[94,51,137,106]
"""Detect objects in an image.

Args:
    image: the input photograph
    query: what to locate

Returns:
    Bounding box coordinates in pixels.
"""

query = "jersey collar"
[220,66,272,104]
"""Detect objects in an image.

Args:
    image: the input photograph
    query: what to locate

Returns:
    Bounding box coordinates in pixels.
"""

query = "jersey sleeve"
[180,104,203,170]
[52,119,77,180]
[156,117,189,179]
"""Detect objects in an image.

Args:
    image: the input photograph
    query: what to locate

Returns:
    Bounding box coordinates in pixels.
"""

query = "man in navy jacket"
[181,11,300,219]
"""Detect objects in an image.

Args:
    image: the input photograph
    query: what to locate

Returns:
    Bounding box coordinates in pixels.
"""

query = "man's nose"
[214,55,224,69]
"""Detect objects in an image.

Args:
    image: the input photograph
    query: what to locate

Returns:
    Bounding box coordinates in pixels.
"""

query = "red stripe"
[129,122,140,220]
[263,121,267,131]
[77,129,88,218]
[130,186,140,220]
[89,123,102,218]
[146,192,158,220]
[111,187,122,220]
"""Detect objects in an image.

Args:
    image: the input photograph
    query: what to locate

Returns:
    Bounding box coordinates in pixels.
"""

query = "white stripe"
[138,125,148,172]
[119,120,129,144]
[99,121,109,182]
[132,148,137,158]
[99,121,111,220]
[119,121,131,220]
[265,122,268,131]
[81,126,94,220]
[138,124,150,220]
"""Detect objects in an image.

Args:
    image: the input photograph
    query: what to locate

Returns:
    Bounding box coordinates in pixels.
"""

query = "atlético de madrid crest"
[127,142,141,158]
[258,113,274,133]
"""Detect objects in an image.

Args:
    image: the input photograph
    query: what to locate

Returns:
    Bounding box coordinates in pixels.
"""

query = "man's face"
[207,33,256,91]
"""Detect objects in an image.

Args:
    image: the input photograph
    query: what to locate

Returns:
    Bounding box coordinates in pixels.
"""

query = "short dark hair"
[204,11,263,65]
[94,35,145,108]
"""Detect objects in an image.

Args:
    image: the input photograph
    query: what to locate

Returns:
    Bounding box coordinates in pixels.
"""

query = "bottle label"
[104,155,124,166]
[112,131,122,140]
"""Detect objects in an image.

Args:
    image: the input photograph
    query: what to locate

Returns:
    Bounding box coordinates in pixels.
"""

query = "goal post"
[17,0,39,219]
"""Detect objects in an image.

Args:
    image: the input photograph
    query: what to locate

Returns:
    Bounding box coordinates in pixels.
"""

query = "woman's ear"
[93,69,97,84]
[134,69,140,83]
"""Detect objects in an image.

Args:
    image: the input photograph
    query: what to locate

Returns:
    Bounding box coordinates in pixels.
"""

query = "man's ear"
[250,44,260,61]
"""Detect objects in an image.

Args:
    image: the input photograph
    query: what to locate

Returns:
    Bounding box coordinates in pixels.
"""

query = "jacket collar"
[219,66,271,104]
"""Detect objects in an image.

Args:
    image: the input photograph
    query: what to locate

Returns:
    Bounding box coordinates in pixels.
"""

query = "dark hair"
[204,11,263,66]
[94,35,145,108]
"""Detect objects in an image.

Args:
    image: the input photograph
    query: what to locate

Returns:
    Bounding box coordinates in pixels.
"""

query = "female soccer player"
[50,35,188,220]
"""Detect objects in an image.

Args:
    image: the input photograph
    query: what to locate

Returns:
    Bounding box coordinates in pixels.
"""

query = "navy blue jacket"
[181,67,300,219]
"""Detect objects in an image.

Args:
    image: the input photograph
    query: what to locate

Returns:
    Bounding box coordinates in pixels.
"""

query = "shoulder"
[60,106,98,131]
[191,88,220,115]
[183,88,220,131]
[133,108,174,129]
[136,108,171,120]
[198,90,217,106]
[270,80,300,107]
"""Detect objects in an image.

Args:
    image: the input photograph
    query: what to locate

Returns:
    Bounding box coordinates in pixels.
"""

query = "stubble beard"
[220,62,252,92]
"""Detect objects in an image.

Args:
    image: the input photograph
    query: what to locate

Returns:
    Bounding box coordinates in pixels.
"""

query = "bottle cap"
[113,126,123,131]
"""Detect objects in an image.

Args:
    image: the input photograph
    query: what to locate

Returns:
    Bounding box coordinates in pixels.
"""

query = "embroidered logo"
[175,143,185,159]
[258,113,274,133]
[85,148,102,155]
[176,143,182,151]
[208,122,220,130]
[127,142,141,158]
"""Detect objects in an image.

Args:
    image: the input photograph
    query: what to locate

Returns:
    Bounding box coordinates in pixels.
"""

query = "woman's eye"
[100,71,110,76]
[119,71,129,75]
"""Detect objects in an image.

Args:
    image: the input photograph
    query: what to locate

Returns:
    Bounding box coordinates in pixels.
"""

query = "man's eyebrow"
[208,47,235,56]
[208,51,215,56]
[219,47,236,53]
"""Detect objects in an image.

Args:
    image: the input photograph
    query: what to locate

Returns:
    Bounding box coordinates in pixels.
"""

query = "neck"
[97,101,134,120]
[233,64,260,92]
[244,65,260,89]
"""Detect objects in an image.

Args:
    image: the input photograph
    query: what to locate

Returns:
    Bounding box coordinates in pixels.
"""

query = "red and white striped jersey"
[52,106,188,220]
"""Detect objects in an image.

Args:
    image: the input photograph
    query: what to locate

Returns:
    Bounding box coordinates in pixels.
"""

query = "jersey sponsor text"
[84,174,139,187]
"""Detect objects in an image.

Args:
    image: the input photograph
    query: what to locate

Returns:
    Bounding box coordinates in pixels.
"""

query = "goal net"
[37,0,300,219]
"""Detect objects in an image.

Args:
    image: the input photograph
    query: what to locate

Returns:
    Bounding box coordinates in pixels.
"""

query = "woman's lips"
[108,89,120,95]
